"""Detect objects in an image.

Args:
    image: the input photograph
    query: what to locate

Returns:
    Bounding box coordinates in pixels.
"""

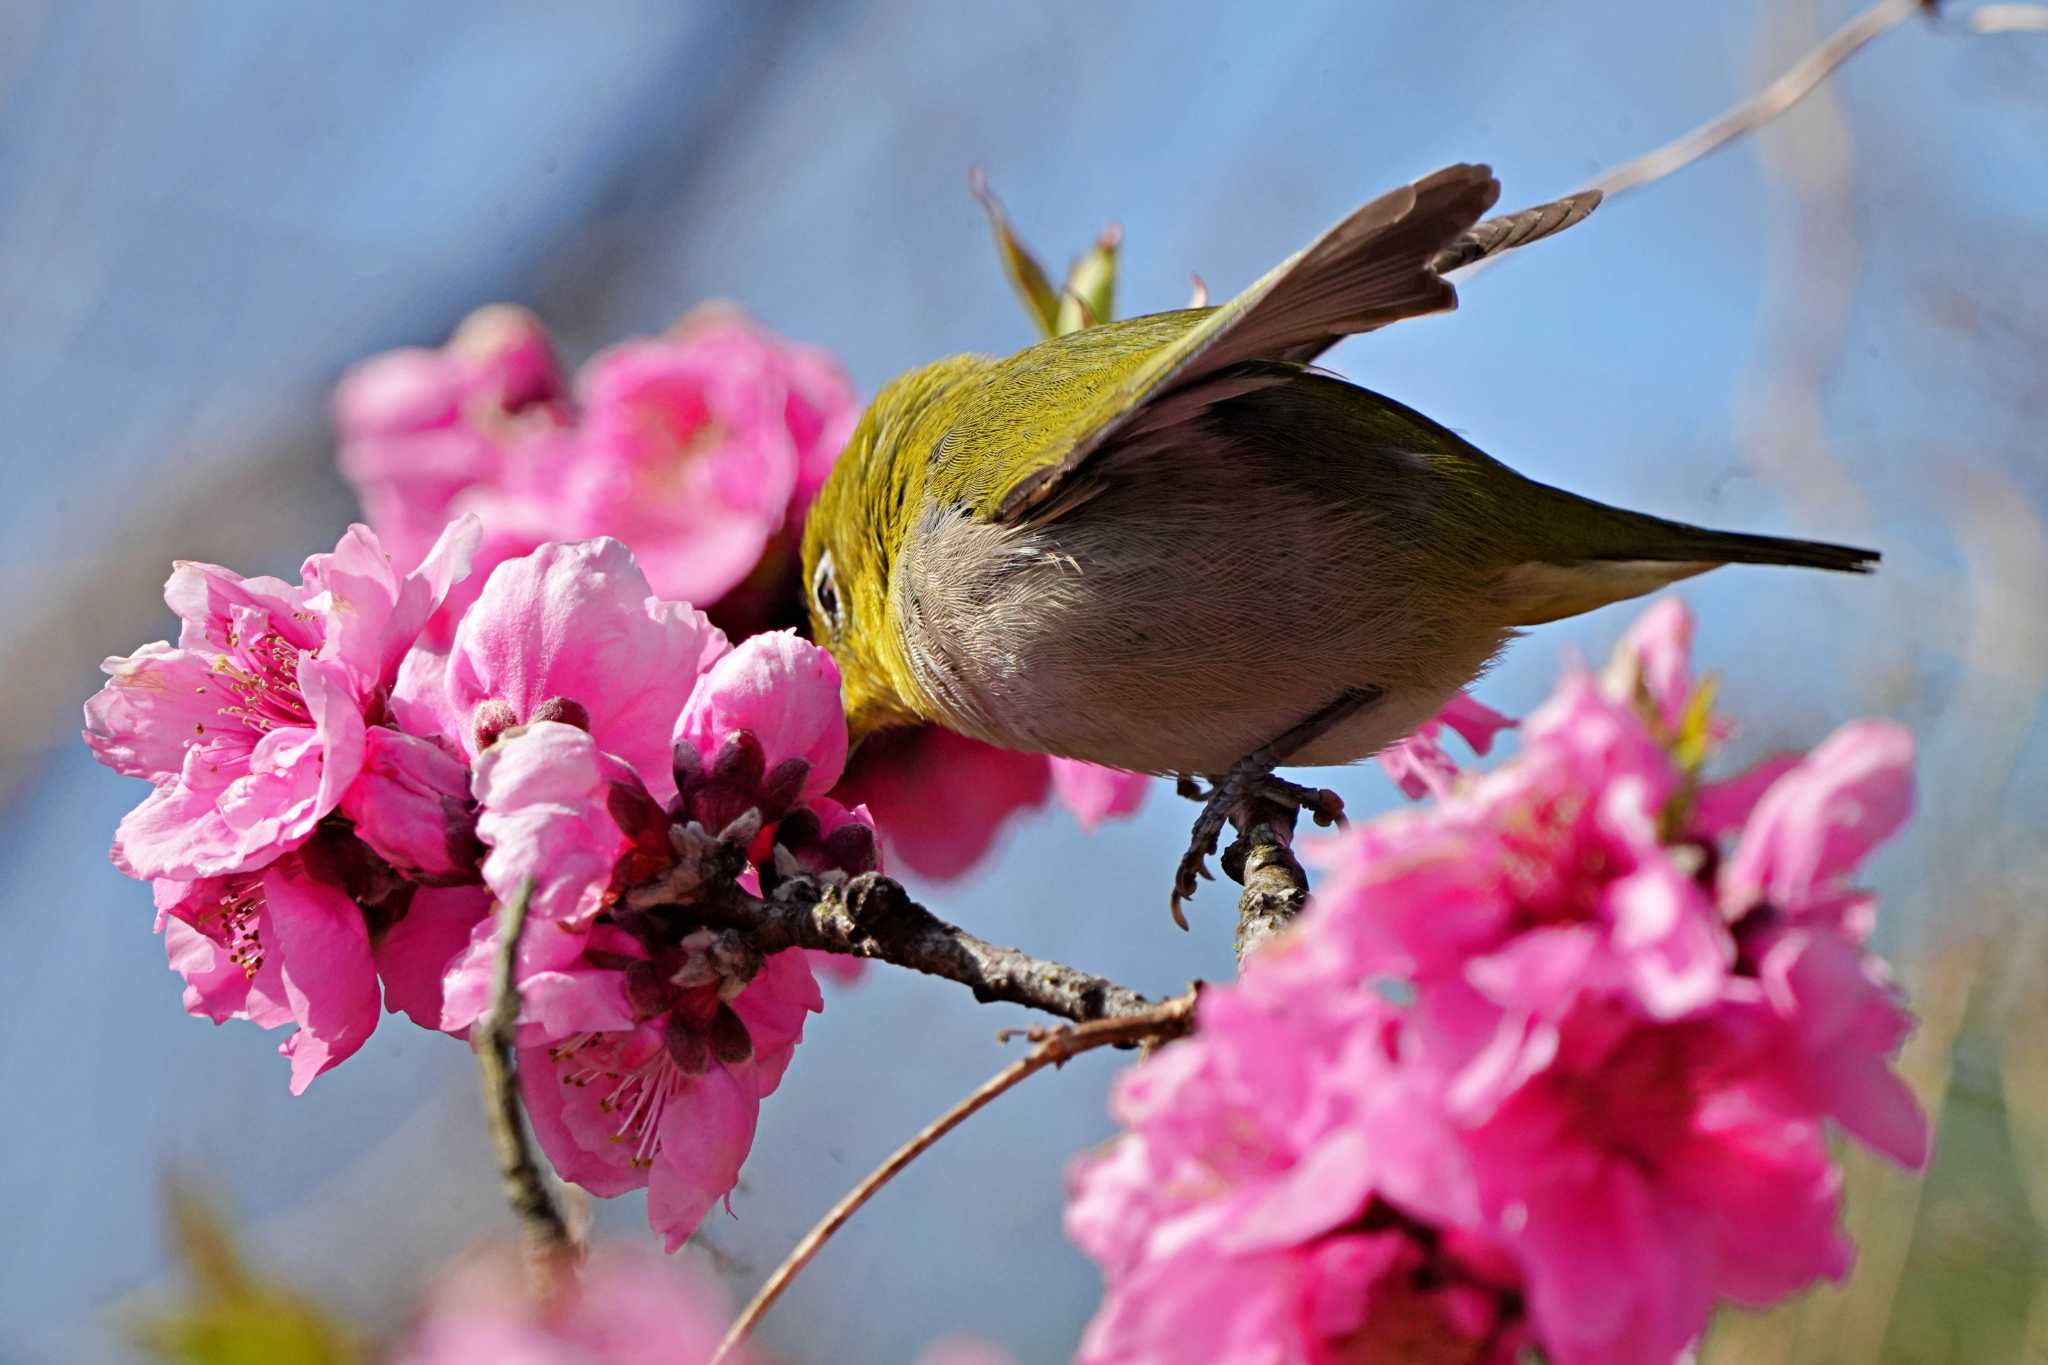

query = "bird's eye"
[812,551,846,636]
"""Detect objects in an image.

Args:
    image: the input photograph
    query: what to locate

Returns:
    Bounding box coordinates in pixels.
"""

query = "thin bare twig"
[476,878,577,1297]
[637,869,1163,1025]
[709,993,1198,1365]
[1967,3,2048,31]
[1586,0,1925,199]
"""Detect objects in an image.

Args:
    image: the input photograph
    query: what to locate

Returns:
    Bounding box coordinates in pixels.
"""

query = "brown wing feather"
[1426,189,1603,276]
[991,164,1501,522]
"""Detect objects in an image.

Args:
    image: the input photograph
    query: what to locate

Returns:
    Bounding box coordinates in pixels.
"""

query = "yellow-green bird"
[801,164,1875,912]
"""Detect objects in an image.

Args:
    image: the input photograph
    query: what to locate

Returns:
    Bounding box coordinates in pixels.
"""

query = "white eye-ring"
[812,550,846,636]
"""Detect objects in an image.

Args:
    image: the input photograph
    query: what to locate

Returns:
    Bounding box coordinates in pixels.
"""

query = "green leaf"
[133,1182,363,1365]
[970,167,1062,338]
[1054,224,1121,335]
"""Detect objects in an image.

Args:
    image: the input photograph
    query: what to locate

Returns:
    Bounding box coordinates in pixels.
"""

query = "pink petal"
[648,1066,761,1251]
[1047,758,1150,831]
[340,728,479,882]
[374,885,491,1031]
[1601,596,1696,730]
[1690,751,1802,840]
[471,721,629,932]
[676,631,848,799]
[1722,721,1915,919]
[444,538,726,800]
[266,855,383,1093]
[82,643,221,781]
[833,728,1051,880]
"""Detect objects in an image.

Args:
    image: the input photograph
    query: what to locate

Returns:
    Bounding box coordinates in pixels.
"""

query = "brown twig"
[475,878,578,1298]
[1223,797,1311,963]
[708,993,1198,1365]
[636,869,1162,1026]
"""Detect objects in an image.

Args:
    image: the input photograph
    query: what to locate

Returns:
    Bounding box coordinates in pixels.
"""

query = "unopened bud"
[471,698,519,752]
[822,820,879,875]
[1055,222,1120,336]
[529,695,591,731]
[971,166,1063,338]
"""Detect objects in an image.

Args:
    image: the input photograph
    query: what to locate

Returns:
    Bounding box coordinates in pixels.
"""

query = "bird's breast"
[893,452,1510,775]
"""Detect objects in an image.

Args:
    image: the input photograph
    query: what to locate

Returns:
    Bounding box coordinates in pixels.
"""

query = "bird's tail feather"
[1497,497,1878,626]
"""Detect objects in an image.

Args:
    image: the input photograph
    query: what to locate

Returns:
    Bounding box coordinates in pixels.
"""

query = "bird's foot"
[1171,762,1261,930]
[1170,771,1347,927]
[1168,688,1381,927]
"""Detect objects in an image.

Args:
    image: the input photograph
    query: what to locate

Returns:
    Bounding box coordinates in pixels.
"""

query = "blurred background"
[3,2,2045,1361]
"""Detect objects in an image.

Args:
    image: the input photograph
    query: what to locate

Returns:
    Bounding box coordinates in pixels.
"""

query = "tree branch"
[709,993,1197,1365]
[632,868,1164,1025]
[475,879,577,1298]
[1223,796,1311,963]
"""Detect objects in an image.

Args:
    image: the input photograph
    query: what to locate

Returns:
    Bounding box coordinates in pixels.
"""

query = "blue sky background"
[2,3,2044,1361]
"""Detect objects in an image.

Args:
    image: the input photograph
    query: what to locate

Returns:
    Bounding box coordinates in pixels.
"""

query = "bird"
[799,164,1876,919]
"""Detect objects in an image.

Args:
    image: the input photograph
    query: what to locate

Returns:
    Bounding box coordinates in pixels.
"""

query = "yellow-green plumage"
[801,164,1875,777]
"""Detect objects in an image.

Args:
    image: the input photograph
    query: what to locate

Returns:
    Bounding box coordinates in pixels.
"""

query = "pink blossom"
[675,630,848,805]
[85,519,477,882]
[1377,691,1518,800]
[1732,928,1929,1167]
[1076,599,1926,1365]
[1306,669,1725,1022]
[400,537,727,805]
[338,728,480,883]
[1600,595,1698,732]
[335,306,570,644]
[1047,758,1151,831]
[374,885,493,1033]
[155,842,381,1094]
[439,721,661,1038]
[1720,719,1915,937]
[1068,986,1522,1364]
[336,305,855,643]
[834,728,1051,879]
[666,302,859,518]
[522,944,822,1250]
[390,1244,742,1365]
[566,335,800,610]
[836,728,1146,880]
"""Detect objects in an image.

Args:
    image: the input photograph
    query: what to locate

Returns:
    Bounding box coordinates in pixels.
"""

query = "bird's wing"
[950,163,1507,525]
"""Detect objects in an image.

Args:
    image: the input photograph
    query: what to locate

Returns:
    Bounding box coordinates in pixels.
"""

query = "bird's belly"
[896,476,1509,775]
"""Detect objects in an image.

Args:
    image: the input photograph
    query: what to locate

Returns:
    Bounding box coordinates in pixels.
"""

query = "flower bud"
[528,695,591,731]
[821,820,878,876]
[471,698,519,752]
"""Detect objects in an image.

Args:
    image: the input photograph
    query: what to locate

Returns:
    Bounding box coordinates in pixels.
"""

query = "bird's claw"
[1170,782,1237,928]
[1169,772,1347,924]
